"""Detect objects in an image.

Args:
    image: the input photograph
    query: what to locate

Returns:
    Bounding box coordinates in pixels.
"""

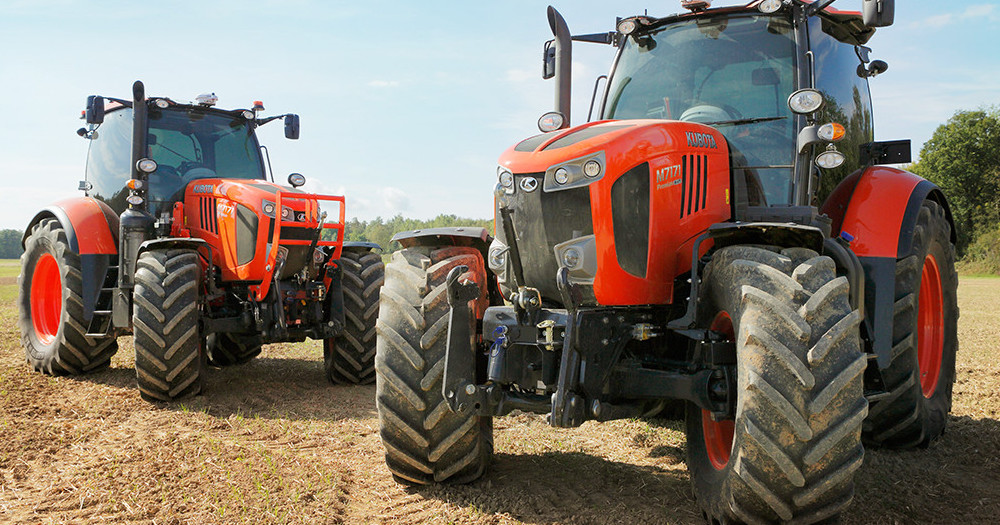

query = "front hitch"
[442,266,488,414]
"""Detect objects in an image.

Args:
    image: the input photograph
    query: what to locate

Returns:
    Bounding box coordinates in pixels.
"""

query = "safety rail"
[256,189,346,301]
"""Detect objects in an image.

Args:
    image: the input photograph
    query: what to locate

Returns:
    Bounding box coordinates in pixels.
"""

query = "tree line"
[0,230,23,259]
[337,214,494,254]
[910,106,1000,272]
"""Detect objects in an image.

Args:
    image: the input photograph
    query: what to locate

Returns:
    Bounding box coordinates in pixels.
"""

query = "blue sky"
[1,1,997,229]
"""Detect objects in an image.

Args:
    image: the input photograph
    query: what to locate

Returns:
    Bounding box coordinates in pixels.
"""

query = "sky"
[0,0,997,230]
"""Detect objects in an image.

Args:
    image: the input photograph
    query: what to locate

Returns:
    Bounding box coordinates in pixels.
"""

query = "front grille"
[200,197,218,233]
[496,173,593,302]
[680,154,709,218]
[235,204,258,266]
[611,163,650,278]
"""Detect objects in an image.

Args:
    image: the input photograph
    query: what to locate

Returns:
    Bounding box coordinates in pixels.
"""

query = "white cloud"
[914,4,996,29]
[380,187,410,212]
[367,80,400,88]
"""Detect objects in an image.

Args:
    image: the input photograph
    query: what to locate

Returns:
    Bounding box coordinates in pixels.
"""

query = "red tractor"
[18,81,383,401]
[375,1,957,523]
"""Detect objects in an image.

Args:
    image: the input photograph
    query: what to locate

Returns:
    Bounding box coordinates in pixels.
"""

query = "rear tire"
[375,246,492,484]
[863,200,959,448]
[18,218,118,375]
[206,333,261,366]
[686,246,866,524]
[133,249,204,402]
[325,249,384,385]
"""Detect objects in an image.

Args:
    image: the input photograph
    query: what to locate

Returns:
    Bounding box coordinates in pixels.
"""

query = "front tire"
[686,246,867,524]
[18,218,118,375]
[325,249,384,385]
[375,246,492,484]
[133,249,204,402]
[863,200,959,448]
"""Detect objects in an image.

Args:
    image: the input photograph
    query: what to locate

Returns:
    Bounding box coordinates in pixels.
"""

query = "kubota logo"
[519,177,538,192]
[686,132,717,149]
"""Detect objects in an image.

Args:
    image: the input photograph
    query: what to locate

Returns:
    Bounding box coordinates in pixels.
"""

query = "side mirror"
[85,95,104,124]
[862,0,894,28]
[284,114,300,140]
[857,59,888,78]
[542,40,556,80]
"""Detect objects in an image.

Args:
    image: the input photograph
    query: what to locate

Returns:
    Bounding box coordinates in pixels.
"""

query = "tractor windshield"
[604,14,797,204]
[147,107,265,213]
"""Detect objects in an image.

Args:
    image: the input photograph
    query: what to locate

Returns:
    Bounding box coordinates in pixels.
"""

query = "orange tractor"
[375,1,957,523]
[18,81,382,401]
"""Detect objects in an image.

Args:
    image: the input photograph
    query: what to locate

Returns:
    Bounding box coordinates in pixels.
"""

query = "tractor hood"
[180,178,344,293]
[493,119,732,306]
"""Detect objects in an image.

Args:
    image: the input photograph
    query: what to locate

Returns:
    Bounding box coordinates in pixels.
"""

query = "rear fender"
[22,198,119,324]
[822,166,956,368]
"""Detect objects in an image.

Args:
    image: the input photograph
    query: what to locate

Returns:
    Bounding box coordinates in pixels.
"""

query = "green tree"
[0,229,24,259]
[325,215,493,255]
[911,107,1000,254]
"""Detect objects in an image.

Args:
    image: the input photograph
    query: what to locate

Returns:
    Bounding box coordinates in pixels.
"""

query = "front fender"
[822,166,956,369]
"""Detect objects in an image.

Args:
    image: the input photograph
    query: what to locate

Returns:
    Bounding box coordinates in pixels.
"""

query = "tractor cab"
[82,93,292,219]
[601,2,888,209]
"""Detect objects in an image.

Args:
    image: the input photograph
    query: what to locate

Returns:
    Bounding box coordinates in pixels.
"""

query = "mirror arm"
[804,0,837,16]
[255,114,290,126]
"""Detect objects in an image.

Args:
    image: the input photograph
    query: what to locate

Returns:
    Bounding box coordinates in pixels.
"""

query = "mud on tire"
[133,249,203,402]
[325,249,384,385]
[18,218,118,375]
[375,246,492,484]
[863,200,959,448]
[686,246,867,524]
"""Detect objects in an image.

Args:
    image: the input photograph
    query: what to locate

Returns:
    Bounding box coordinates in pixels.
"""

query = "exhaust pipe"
[130,80,147,183]
[547,6,572,128]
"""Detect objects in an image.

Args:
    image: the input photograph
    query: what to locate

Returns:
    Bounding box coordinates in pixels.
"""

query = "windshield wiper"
[705,116,787,127]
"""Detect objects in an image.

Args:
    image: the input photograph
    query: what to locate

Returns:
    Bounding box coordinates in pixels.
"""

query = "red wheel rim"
[30,252,63,345]
[917,254,944,398]
[703,311,735,470]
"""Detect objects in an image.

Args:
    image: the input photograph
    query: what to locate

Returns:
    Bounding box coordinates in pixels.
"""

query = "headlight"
[543,151,606,192]
[758,0,781,13]
[136,158,157,173]
[498,167,514,188]
[261,200,292,220]
[489,245,508,269]
[788,89,824,114]
[126,195,144,206]
[816,146,846,169]
[561,247,583,269]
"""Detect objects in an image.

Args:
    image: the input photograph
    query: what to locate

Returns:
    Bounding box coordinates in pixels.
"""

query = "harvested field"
[1,258,998,524]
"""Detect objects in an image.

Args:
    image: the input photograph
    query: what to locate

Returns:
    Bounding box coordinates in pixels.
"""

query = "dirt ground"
[1,264,998,524]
